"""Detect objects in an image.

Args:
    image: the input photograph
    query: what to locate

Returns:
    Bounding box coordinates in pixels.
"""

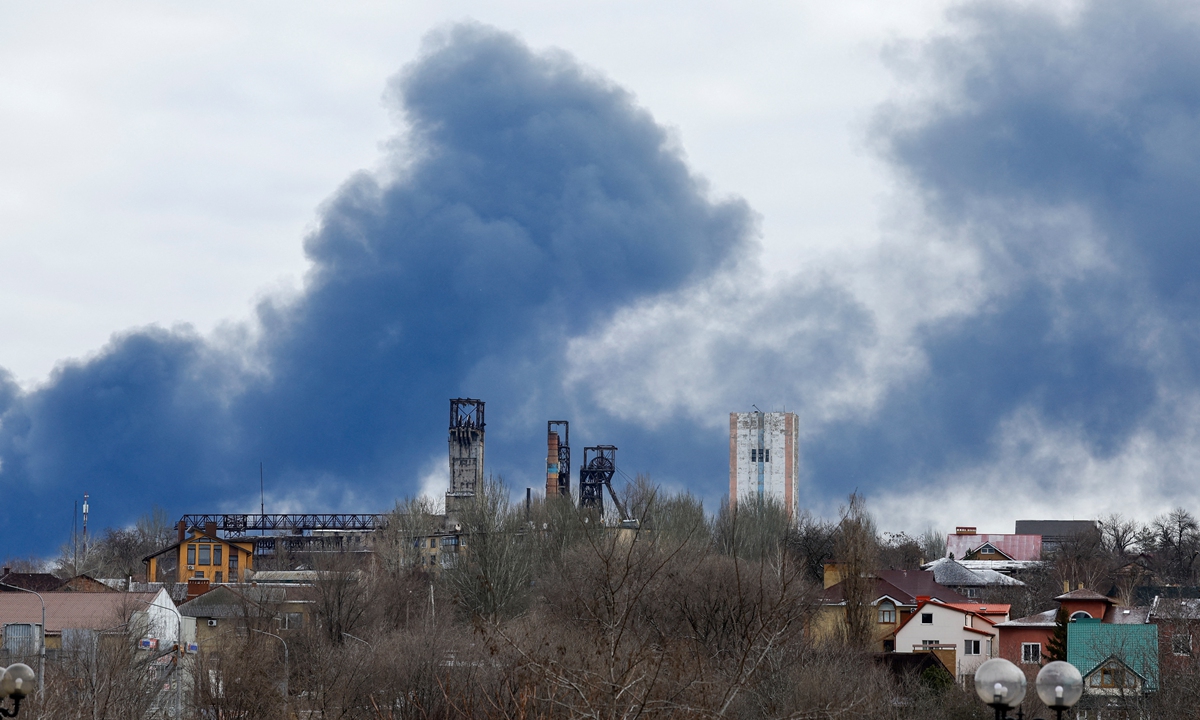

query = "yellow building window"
[214,546,223,565]
[198,544,211,565]
[187,545,196,565]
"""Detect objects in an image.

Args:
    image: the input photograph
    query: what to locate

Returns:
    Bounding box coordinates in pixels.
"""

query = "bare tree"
[835,493,879,649]
[444,475,533,621]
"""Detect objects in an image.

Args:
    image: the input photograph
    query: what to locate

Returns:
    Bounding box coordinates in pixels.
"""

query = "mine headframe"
[447,399,485,512]
[578,445,634,525]
[546,420,571,499]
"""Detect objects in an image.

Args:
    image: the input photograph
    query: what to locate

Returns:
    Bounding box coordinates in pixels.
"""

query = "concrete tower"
[447,398,485,514]
[729,411,799,516]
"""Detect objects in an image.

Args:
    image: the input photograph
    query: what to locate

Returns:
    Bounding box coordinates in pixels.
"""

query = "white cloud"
[870,393,1200,535]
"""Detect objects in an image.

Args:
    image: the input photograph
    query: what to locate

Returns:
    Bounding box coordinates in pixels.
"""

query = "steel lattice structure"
[578,446,616,511]
[179,514,385,534]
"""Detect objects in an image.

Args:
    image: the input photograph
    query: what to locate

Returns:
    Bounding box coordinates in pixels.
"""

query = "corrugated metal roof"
[1055,588,1113,603]
[0,591,168,632]
[946,533,1042,561]
[925,558,986,587]
[1149,597,1200,621]
[1067,620,1158,690]
[972,568,1026,587]
[1014,520,1096,539]
[1104,606,1151,624]
[995,609,1057,627]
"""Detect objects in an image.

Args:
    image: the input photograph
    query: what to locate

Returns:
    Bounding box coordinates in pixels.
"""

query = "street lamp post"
[974,658,1084,720]
[251,629,289,702]
[0,583,44,704]
[137,598,184,719]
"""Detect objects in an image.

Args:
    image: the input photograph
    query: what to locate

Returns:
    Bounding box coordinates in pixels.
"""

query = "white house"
[893,599,1010,681]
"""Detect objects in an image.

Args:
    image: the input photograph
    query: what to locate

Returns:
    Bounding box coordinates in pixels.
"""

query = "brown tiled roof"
[0,572,64,593]
[822,571,968,605]
[879,570,970,603]
[0,591,167,633]
[1054,588,1113,603]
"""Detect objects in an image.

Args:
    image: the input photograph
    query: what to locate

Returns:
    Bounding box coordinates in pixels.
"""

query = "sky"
[4,0,1200,556]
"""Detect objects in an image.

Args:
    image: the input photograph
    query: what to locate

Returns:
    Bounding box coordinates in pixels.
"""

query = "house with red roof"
[818,566,970,652]
[945,527,1043,562]
[892,598,1010,681]
[995,588,1151,683]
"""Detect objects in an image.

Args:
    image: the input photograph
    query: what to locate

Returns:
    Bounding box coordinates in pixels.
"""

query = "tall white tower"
[729,411,799,516]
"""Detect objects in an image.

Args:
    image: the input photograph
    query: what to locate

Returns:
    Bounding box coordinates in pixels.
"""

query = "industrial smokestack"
[546,429,560,498]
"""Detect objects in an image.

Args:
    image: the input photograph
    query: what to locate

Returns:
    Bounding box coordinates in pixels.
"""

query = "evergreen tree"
[1045,605,1069,663]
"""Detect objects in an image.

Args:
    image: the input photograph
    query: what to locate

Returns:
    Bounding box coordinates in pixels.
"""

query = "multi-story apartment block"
[728,410,799,516]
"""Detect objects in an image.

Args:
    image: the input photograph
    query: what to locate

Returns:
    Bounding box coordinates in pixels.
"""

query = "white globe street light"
[975,658,1027,712]
[974,657,1085,720]
[1035,661,1084,719]
[0,663,36,717]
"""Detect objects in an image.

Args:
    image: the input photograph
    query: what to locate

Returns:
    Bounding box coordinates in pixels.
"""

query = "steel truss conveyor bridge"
[179,513,386,535]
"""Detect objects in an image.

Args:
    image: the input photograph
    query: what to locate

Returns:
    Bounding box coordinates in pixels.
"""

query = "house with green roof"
[1067,618,1158,696]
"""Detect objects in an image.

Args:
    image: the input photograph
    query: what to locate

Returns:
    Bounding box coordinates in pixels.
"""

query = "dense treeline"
[187,480,986,719]
[11,482,1200,718]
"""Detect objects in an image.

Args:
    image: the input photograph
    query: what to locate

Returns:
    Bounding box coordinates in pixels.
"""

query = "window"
[442,536,459,547]
[878,602,896,624]
[187,545,196,565]
[750,448,771,462]
[283,613,303,630]
[921,613,933,624]
[1173,633,1193,656]
[229,552,238,569]
[964,640,981,655]
[921,639,940,648]
[213,571,223,583]
[198,544,211,565]
[214,546,223,566]
[1070,611,1092,621]
[1091,665,1132,689]
[965,587,980,598]
[194,570,204,579]
[1022,643,1042,664]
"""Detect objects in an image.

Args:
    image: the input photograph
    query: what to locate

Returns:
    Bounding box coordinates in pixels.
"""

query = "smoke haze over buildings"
[5,2,1200,553]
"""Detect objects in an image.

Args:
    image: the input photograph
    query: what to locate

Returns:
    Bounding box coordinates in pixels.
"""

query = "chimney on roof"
[917,595,931,604]
[177,520,187,542]
[955,526,976,535]
[822,562,844,589]
[187,578,211,601]
[204,521,217,537]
